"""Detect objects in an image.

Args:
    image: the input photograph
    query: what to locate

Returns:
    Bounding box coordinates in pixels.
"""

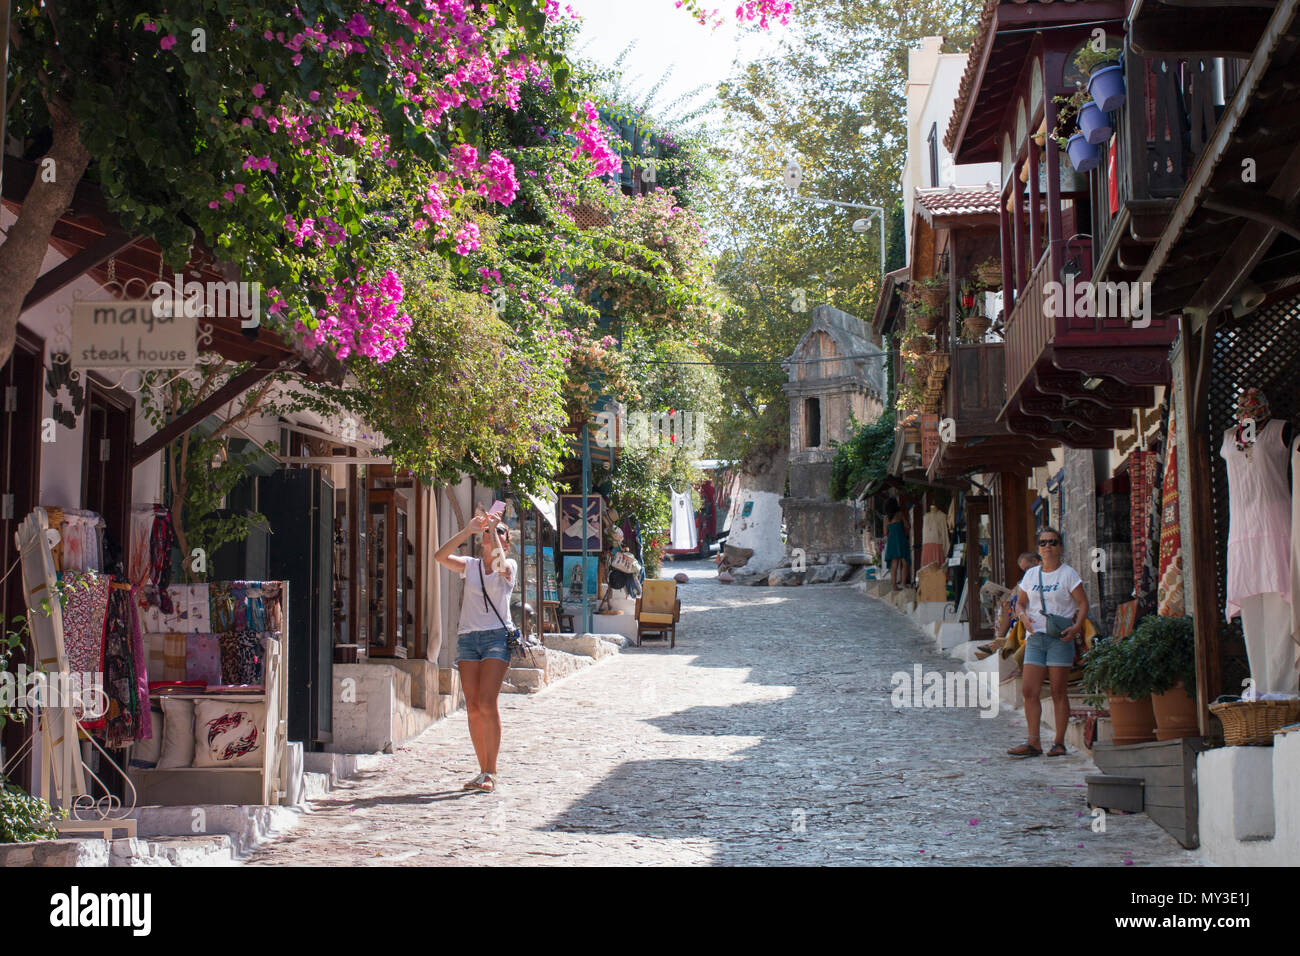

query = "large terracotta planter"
[1151,681,1199,740]
[976,262,1002,290]
[1107,694,1157,746]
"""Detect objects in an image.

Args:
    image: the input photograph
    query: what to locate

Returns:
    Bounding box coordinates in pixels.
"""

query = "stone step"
[393,694,438,746]
[118,834,237,867]
[502,667,545,693]
[303,770,334,801]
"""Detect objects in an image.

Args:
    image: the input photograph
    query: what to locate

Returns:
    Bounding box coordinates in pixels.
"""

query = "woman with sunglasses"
[434,506,517,792]
[1007,527,1089,758]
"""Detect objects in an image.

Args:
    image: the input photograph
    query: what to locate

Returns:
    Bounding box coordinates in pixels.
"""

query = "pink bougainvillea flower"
[160,34,177,50]
[143,22,158,33]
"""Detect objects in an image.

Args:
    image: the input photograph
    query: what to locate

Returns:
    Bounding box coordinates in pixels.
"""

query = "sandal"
[1006,743,1042,758]
[479,773,497,793]
[463,772,489,791]
[1046,743,1067,757]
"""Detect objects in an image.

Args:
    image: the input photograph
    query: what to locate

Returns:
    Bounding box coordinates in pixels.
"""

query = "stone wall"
[1060,447,1100,625]
[782,499,859,557]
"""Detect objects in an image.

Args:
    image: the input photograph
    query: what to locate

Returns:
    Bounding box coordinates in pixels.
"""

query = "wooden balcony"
[1091,47,1248,284]
[998,241,1176,448]
[929,342,1055,478]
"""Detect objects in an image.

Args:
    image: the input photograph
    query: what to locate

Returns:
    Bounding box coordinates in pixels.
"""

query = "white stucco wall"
[1196,731,1300,865]
[902,37,1001,258]
[725,489,785,574]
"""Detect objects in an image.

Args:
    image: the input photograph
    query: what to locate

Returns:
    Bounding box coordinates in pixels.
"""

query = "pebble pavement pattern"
[245,561,1204,866]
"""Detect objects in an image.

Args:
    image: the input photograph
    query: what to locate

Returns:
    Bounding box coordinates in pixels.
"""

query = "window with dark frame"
[928,123,939,187]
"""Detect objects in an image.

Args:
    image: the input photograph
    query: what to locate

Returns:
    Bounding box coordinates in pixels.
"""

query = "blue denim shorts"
[1024,631,1075,668]
[456,627,511,664]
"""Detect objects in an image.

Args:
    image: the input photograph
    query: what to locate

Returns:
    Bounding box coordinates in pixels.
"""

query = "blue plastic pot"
[1078,101,1113,145]
[1088,63,1126,112]
[1067,133,1101,173]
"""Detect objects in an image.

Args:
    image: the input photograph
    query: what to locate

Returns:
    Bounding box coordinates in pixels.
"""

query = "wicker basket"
[1209,699,1300,746]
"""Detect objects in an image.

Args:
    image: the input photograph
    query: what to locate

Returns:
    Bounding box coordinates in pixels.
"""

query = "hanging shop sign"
[71,299,198,369]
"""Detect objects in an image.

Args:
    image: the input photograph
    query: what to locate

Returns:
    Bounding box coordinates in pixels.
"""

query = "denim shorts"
[456,628,511,664]
[1024,631,1075,668]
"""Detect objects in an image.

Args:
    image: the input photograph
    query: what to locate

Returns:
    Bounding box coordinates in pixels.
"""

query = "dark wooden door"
[81,377,134,575]
[0,329,44,788]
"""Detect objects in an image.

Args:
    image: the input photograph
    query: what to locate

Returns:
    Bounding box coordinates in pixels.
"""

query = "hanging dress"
[884,517,909,564]
[669,489,697,552]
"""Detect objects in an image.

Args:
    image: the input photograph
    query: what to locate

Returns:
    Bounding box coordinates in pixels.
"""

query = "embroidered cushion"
[192,700,266,768]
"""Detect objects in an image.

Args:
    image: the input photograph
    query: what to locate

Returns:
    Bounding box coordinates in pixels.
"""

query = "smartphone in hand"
[488,499,506,517]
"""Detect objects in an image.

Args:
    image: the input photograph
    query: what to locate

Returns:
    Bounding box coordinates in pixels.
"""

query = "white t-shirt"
[458,556,517,634]
[1017,564,1083,634]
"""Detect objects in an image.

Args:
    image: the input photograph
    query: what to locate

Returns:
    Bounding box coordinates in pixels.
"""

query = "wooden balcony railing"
[1003,248,1057,400]
[944,343,1006,438]
[1091,48,1248,268]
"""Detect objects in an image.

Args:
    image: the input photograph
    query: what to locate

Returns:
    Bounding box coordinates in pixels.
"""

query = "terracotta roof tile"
[944,0,1083,155]
[914,185,1002,220]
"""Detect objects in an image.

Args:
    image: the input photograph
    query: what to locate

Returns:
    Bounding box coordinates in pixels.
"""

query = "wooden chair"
[635,579,680,648]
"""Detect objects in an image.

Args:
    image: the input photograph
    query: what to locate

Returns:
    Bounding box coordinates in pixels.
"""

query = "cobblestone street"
[246,563,1203,866]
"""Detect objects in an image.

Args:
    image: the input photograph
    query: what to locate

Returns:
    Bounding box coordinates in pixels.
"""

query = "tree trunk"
[0,94,91,368]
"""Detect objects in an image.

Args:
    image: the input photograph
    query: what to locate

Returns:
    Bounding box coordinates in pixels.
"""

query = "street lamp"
[775,165,888,285]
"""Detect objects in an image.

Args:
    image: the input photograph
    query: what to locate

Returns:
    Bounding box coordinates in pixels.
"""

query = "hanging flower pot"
[1088,63,1126,112]
[963,314,992,339]
[1078,101,1113,145]
[1066,133,1101,173]
[976,259,1003,290]
[917,285,948,310]
[913,308,942,333]
[902,334,929,355]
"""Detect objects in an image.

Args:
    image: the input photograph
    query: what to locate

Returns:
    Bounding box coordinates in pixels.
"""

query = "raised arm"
[435,509,489,574]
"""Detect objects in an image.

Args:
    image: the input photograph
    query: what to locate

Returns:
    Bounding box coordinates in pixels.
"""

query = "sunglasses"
[495,527,509,537]
[1038,538,1061,546]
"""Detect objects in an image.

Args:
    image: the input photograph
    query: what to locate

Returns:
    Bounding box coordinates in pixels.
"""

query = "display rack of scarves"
[59,570,151,746]
[130,504,177,617]
[41,506,107,573]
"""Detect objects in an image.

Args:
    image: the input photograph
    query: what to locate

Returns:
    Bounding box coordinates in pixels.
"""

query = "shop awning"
[526,489,558,529]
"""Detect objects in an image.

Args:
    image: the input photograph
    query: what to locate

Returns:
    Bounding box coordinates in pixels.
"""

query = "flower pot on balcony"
[902,334,929,356]
[1078,101,1113,145]
[1087,63,1126,112]
[917,285,948,310]
[976,261,1003,290]
[963,314,991,338]
[1151,681,1199,740]
[1066,133,1101,173]
[913,309,942,333]
[1107,694,1157,746]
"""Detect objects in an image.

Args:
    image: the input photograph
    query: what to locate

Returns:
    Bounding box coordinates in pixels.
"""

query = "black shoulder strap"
[477,559,510,630]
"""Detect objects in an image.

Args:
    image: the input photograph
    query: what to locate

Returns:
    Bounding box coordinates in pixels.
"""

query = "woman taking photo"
[882,498,910,591]
[1007,527,1089,758]
[434,505,517,792]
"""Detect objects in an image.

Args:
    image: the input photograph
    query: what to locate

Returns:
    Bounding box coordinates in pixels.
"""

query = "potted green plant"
[1053,90,1100,173]
[1127,615,1197,739]
[905,292,943,334]
[974,256,1002,290]
[0,776,64,844]
[914,274,949,310]
[1075,44,1125,112]
[1081,636,1157,746]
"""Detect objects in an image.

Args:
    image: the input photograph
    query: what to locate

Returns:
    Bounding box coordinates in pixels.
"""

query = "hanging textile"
[669,489,697,552]
[60,569,110,729]
[126,585,152,743]
[148,509,177,613]
[129,506,157,586]
[1157,397,1185,617]
[1129,448,1162,611]
[102,584,142,748]
[1107,138,1119,218]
